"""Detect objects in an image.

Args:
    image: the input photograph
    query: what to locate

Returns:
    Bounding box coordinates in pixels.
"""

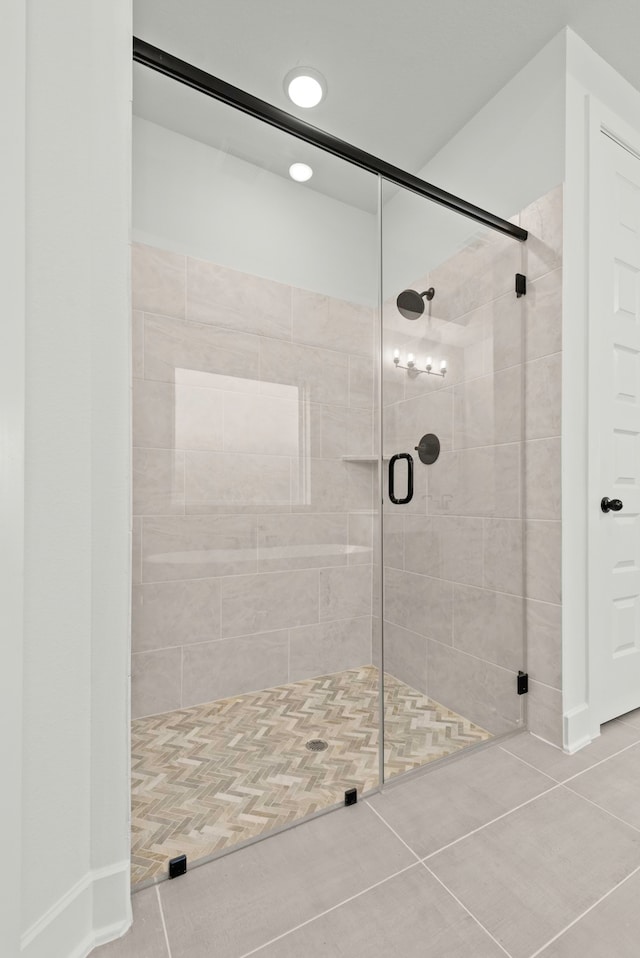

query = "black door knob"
[601,497,624,513]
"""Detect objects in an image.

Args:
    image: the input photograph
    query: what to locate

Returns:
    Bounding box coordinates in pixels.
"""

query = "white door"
[590,127,640,725]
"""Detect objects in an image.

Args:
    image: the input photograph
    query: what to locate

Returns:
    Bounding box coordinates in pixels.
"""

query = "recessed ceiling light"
[289,162,313,182]
[284,67,327,108]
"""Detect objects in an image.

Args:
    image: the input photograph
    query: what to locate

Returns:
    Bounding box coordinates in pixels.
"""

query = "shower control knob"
[601,497,623,513]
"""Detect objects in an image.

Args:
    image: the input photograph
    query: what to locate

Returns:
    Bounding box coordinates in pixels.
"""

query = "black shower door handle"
[388,453,414,504]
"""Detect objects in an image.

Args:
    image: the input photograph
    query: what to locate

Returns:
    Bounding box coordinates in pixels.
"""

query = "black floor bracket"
[169,854,187,879]
[344,788,358,806]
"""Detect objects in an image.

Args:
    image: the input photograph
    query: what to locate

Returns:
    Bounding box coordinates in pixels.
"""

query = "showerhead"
[396,287,435,320]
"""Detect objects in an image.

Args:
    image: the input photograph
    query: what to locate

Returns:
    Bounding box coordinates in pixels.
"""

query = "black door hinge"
[517,671,529,695]
[515,273,527,298]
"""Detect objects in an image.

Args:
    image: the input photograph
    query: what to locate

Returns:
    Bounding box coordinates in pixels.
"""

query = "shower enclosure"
[131,40,528,888]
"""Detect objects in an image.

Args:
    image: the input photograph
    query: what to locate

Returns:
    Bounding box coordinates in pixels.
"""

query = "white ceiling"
[133,0,640,208]
[133,64,384,212]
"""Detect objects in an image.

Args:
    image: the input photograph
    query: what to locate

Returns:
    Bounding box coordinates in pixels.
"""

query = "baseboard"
[563,703,593,753]
[21,861,131,958]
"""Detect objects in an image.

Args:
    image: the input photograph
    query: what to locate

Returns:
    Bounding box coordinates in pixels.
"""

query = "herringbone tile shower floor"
[131,665,490,886]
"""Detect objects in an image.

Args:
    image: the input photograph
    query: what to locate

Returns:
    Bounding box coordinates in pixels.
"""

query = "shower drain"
[305,739,329,752]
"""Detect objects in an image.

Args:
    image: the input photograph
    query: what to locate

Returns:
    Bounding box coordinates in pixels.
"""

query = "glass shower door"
[131,64,384,885]
[380,179,526,781]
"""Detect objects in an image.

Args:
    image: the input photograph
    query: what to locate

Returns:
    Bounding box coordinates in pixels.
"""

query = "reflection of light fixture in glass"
[289,162,313,182]
[284,67,327,108]
[393,350,447,378]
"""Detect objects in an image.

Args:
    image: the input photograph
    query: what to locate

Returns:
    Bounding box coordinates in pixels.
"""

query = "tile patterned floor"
[97,716,640,958]
[131,665,491,886]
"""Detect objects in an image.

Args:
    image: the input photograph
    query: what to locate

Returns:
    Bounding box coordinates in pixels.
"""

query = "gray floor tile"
[368,744,553,858]
[566,742,640,830]
[92,888,168,958]
[159,802,415,958]
[615,706,640,730]
[428,787,640,958]
[537,868,640,957]
[502,722,640,782]
[255,865,506,958]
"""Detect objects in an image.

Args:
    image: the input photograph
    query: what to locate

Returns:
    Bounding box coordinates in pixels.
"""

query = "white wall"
[382,31,566,296]
[133,29,567,314]
[9,2,132,957]
[562,30,640,749]
[133,117,378,305]
[421,31,567,218]
[1,3,26,957]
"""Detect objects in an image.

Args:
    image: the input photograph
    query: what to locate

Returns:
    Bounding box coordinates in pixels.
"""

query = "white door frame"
[587,96,640,736]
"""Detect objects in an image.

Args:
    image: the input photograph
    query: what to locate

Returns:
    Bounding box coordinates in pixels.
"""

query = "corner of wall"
[19,0,133,954]
[414,27,567,222]
[91,864,133,952]
[20,863,131,958]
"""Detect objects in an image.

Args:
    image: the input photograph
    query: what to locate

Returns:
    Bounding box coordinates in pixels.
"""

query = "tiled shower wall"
[381,186,563,743]
[131,244,376,718]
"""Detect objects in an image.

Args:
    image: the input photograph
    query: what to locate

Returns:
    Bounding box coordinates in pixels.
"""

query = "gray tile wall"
[381,185,563,742]
[132,185,563,737]
[131,245,376,718]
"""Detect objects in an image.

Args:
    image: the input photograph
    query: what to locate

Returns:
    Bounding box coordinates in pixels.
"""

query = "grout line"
[499,735,640,791]
[422,783,561,863]
[559,738,640,786]
[139,520,144,585]
[183,257,187,321]
[178,294,357,358]
[525,677,563,693]
[611,715,640,733]
[219,576,223,640]
[132,441,559,459]
[497,745,560,783]
[364,800,422,861]
[131,444,302,458]
[132,615,373,657]
[420,861,514,958]
[182,450,186,514]
[522,730,564,750]
[528,862,640,958]
[155,884,173,958]
[398,639,520,677]
[560,781,640,835]
[236,861,420,958]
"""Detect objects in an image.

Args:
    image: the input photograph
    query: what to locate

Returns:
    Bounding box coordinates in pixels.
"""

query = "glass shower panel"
[131,64,381,885]
[380,179,526,781]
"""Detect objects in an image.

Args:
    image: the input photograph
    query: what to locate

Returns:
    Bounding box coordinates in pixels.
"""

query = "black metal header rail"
[133,38,528,243]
